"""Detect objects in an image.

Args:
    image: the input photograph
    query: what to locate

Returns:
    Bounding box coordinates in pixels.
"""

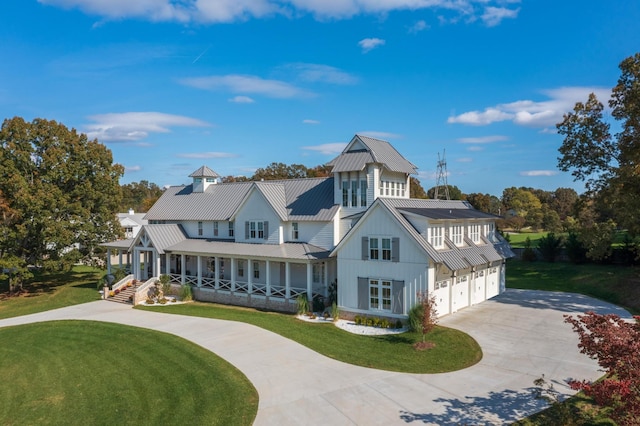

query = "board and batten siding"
[287,221,335,250]
[234,190,282,244]
[336,205,431,317]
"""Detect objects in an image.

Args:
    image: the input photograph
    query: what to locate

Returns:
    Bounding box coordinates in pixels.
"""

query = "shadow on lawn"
[399,386,549,425]
[493,289,633,317]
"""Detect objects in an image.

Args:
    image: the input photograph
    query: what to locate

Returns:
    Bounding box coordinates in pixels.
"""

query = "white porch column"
[132,248,138,280]
[285,261,291,298]
[154,250,161,278]
[106,249,112,275]
[230,258,236,292]
[323,262,328,298]
[126,252,131,272]
[165,253,171,276]
[118,250,123,269]
[197,255,202,287]
[247,259,253,294]
[214,257,220,289]
[266,260,271,296]
[306,263,313,303]
[181,254,186,284]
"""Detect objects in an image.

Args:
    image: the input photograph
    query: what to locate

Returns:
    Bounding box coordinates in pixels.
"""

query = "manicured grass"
[507,232,559,248]
[506,258,640,314]
[0,321,257,425]
[138,303,482,373]
[0,266,102,319]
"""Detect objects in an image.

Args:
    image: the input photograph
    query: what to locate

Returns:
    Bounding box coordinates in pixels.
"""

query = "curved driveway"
[0,289,631,425]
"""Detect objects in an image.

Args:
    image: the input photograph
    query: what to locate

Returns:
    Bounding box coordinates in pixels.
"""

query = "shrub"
[312,295,325,313]
[146,297,155,305]
[366,317,374,327]
[408,303,424,332]
[395,319,403,329]
[159,297,167,305]
[521,237,537,262]
[114,288,120,295]
[380,318,390,329]
[331,302,339,322]
[109,291,115,297]
[372,317,381,327]
[322,311,330,320]
[179,284,193,302]
[354,315,362,325]
[296,294,310,315]
[537,232,563,262]
[159,274,172,296]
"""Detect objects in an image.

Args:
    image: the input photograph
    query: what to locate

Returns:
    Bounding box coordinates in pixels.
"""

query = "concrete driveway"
[0,289,631,425]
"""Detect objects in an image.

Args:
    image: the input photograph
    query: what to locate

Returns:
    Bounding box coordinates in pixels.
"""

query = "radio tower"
[434,150,450,200]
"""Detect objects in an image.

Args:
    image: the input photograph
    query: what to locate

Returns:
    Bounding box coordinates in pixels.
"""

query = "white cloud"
[408,20,429,34]
[125,165,141,172]
[40,0,523,25]
[448,86,611,128]
[457,135,508,143]
[481,6,519,27]
[303,119,320,124]
[84,112,211,142]
[358,38,385,53]
[358,130,402,139]
[228,95,255,103]
[520,170,559,177]
[302,143,346,155]
[180,74,313,98]
[177,152,238,159]
[288,63,358,85]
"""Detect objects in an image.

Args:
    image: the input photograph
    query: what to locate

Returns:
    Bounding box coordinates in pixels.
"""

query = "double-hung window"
[342,181,349,207]
[198,221,203,236]
[451,225,463,246]
[360,180,367,207]
[253,261,260,279]
[228,221,234,237]
[369,238,379,260]
[370,237,392,261]
[470,224,480,243]
[292,222,299,240]
[237,260,244,277]
[351,181,358,207]
[430,225,443,248]
[213,221,219,237]
[381,238,391,260]
[249,221,264,239]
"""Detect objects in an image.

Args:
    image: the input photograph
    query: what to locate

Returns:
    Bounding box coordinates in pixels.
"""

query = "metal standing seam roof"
[145,178,338,223]
[371,198,512,270]
[140,224,189,254]
[189,165,220,178]
[100,238,136,250]
[398,207,500,220]
[326,135,417,175]
[165,239,330,261]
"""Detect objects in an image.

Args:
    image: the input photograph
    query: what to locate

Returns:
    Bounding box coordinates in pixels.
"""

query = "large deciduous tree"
[564,312,640,425]
[558,53,640,235]
[0,117,123,272]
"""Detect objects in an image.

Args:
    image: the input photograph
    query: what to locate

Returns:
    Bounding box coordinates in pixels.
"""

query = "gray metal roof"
[398,207,500,220]
[189,165,220,178]
[100,238,135,250]
[117,212,148,226]
[327,135,417,175]
[145,178,338,223]
[165,239,329,261]
[341,197,514,271]
[141,224,189,255]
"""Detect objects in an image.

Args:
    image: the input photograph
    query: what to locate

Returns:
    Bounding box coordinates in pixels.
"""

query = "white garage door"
[472,270,486,305]
[433,279,450,316]
[486,266,500,299]
[451,274,470,313]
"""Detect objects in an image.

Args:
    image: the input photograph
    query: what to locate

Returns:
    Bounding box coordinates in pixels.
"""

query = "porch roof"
[165,239,330,261]
[100,238,135,250]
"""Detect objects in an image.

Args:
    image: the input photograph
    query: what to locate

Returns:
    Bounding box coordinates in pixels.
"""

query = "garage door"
[451,274,470,313]
[433,279,450,316]
[486,266,499,299]
[471,269,486,305]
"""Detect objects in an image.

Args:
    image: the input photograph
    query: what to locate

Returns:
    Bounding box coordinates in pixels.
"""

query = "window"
[360,180,367,207]
[430,225,444,248]
[400,182,405,197]
[351,180,358,207]
[246,220,267,240]
[342,180,348,207]
[194,178,202,183]
[237,260,244,277]
[206,177,216,183]
[198,221,203,236]
[470,224,480,243]
[385,181,389,196]
[228,221,234,237]
[253,261,260,279]
[370,279,392,311]
[451,225,463,246]
[312,263,324,283]
[213,221,218,237]
[292,222,299,240]
[124,227,133,234]
[381,238,391,260]
[369,238,379,260]
[392,182,396,196]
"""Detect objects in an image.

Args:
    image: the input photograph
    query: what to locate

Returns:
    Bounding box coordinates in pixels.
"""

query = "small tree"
[537,232,563,262]
[564,312,640,425]
[419,292,438,341]
[521,237,537,262]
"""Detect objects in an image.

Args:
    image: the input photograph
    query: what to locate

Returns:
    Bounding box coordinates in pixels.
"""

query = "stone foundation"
[193,288,297,314]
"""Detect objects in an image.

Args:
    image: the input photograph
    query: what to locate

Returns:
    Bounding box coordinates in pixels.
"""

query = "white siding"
[336,205,431,317]
[235,191,282,244]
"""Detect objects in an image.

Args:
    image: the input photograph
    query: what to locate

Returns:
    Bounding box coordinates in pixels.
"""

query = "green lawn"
[0,265,102,319]
[138,302,482,374]
[507,232,556,248]
[507,258,640,314]
[0,320,257,426]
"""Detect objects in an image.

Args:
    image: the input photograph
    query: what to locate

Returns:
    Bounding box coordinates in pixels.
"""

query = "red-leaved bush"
[564,312,640,425]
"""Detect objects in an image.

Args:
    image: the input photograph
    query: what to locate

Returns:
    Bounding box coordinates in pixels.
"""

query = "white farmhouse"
[103,134,513,318]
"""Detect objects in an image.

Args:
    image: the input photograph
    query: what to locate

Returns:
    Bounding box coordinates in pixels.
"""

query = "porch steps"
[108,285,136,304]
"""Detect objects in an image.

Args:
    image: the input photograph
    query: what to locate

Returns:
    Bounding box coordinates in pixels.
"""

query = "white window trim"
[369,279,392,312]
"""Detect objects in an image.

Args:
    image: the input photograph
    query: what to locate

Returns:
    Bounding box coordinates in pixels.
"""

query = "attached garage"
[451,273,470,313]
[471,269,487,305]
[486,265,500,299]
[433,279,451,316]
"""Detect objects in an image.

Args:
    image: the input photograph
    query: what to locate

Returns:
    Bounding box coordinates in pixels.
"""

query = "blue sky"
[2,1,639,196]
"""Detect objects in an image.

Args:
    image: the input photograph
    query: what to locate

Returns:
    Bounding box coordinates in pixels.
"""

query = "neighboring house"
[117,209,148,239]
[103,134,513,318]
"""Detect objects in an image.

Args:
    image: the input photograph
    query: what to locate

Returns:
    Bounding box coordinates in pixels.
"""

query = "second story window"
[451,225,463,246]
[229,221,234,237]
[351,181,358,207]
[360,180,367,207]
[342,180,348,207]
[247,220,267,240]
[292,222,299,240]
[198,221,203,236]
[213,221,218,237]
[470,224,480,243]
[430,225,443,248]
